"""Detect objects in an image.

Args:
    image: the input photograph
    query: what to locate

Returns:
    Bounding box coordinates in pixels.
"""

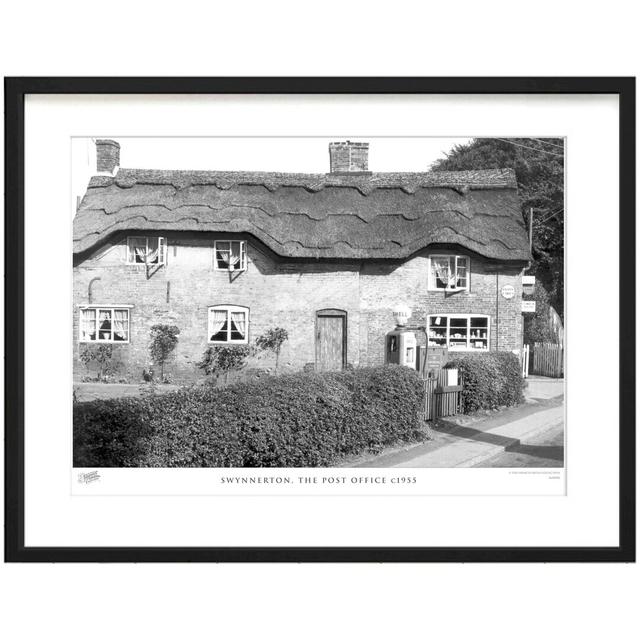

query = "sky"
[71,137,473,216]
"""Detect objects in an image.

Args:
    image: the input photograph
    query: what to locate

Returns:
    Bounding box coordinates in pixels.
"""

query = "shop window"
[427,314,489,351]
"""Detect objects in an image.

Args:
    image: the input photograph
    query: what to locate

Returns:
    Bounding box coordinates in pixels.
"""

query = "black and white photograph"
[72,135,565,471]
[6,77,632,565]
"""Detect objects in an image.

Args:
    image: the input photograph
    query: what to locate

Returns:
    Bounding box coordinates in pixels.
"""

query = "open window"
[79,307,130,343]
[127,236,167,265]
[208,305,249,344]
[428,255,469,291]
[427,314,489,351]
[214,240,247,272]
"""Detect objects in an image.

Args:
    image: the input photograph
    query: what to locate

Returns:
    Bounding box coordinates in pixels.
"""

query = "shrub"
[73,365,426,468]
[197,345,252,383]
[255,327,289,373]
[149,324,180,382]
[79,344,122,382]
[445,352,524,413]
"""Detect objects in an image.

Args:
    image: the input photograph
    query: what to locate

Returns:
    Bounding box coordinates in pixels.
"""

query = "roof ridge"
[87,167,517,195]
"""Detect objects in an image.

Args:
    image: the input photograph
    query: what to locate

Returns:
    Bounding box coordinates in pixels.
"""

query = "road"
[474,423,564,467]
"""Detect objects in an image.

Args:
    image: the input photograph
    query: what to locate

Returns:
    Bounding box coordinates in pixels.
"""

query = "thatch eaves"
[73,167,531,262]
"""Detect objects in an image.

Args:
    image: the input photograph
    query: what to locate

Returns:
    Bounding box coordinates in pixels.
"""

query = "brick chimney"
[95,139,120,175]
[329,140,369,173]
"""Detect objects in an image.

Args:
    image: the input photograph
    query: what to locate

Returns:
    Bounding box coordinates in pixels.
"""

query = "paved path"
[476,423,564,467]
[354,378,564,468]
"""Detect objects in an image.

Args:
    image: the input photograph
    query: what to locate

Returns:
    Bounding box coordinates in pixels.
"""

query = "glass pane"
[209,309,228,341]
[228,242,242,271]
[431,257,451,288]
[230,311,246,339]
[113,309,129,341]
[427,316,447,346]
[211,320,228,342]
[448,317,468,349]
[147,237,159,264]
[215,242,231,269]
[456,258,468,287]
[80,309,96,341]
[470,316,488,344]
[98,309,112,340]
[129,237,146,263]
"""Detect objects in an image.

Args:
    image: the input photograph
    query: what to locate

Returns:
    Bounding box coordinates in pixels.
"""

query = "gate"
[422,368,464,421]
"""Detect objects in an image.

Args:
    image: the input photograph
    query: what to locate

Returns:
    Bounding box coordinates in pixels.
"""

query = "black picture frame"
[4,76,635,563]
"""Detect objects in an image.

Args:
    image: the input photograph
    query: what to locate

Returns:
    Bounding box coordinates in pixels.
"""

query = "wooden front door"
[316,310,346,371]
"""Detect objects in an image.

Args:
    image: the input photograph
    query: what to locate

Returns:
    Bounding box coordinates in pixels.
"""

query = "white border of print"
[24,93,618,548]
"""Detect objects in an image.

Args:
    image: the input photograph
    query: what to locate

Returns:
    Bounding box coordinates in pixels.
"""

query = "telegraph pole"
[529,207,534,252]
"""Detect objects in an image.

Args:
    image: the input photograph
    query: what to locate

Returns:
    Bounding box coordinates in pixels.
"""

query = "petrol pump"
[385,305,418,369]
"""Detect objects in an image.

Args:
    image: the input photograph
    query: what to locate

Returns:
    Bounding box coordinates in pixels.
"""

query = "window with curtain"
[79,307,130,343]
[127,236,167,265]
[208,305,249,344]
[214,240,247,271]
[428,255,469,291]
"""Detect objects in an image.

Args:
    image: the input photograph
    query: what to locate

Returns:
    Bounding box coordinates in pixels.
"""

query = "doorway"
[315,309,347,371]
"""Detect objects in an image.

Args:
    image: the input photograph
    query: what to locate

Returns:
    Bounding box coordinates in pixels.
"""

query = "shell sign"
[392,305,412,326]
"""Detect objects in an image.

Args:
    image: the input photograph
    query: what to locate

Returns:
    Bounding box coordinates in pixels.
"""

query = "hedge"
[73,365,426,467]
[445,352,525,413]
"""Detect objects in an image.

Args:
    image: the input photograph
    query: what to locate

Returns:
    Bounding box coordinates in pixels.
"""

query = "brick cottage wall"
[73,233,525,382]
[359,252,524,366]
[73,233,361,382]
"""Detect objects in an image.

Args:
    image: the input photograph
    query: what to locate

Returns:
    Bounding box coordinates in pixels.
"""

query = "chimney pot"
[329,140,369,173]
[95,139,120,175]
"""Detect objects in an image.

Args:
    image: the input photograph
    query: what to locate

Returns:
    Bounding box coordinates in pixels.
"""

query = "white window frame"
[126,236,167,265]
[78,305,131,343]
[427,313,490,351]
[208,305,249,344]
[428,254,470,291]
[213,240,247,272]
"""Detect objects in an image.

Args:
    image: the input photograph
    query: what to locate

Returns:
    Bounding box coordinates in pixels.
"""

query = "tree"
[523,282,559,344]
[79,344,122,381]
[197,345,251,384]
[255,327,289,373]
[149,324,180,382]
[431,138,564,318]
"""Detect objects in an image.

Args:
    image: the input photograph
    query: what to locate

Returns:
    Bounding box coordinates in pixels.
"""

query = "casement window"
[427,314,489,351]
[127,236,167,265]
[79,307,130,343]
[428,255,469,291]
[208,305,249,344]
[214,240,247,272]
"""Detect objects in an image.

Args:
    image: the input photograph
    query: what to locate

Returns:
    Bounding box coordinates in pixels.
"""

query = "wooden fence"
[422,368,464,421]
[532,342,564,378]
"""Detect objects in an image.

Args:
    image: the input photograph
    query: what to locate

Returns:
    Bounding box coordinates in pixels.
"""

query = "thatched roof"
[73,167,531,262]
